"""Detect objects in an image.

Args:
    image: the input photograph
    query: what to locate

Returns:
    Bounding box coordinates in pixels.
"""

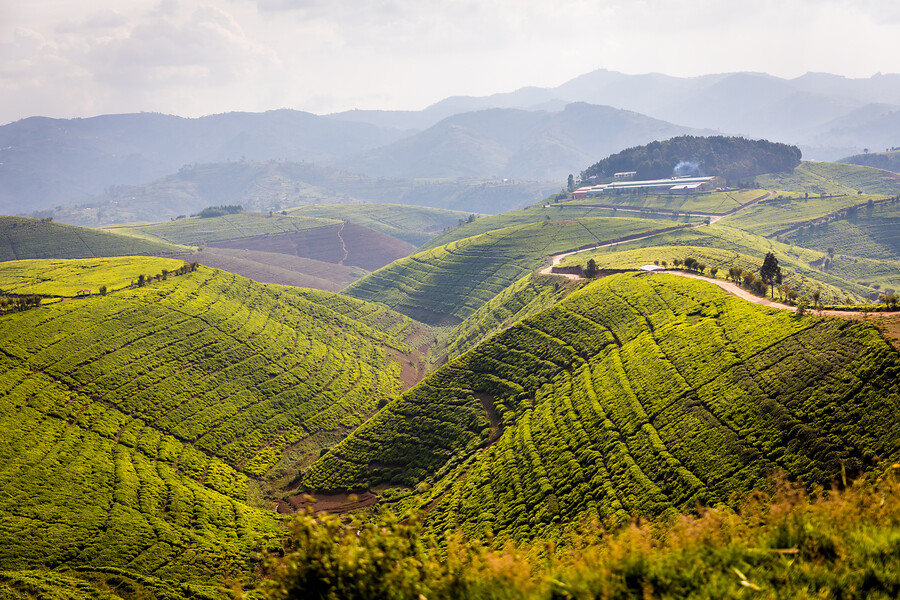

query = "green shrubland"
[757,161,900,196]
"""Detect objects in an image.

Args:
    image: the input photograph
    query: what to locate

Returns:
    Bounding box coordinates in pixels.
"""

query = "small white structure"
[640,265,665,271]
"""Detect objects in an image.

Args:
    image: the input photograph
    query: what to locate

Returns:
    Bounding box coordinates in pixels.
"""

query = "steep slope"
[0,258,427,591]
[344,217,678,325]
[304,273,900,541]
[0,216,184,261]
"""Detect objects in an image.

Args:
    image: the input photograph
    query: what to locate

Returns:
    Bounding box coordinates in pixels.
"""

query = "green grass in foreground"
[102,212,340,246]
[261,473,900,600]
[0,257,187,297]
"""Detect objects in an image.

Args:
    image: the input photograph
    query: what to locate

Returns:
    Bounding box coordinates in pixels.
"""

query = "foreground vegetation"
[263,473,900,600]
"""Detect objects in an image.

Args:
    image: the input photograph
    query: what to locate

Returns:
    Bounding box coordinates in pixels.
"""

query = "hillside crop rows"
[103,213,341,246]
[288,203,472,246]
[305,274,900,540]
[345,218,675,324]
[783,199,900,261]
[0,267,408,479]
[561,224,873,303]
[565,189,767,214]
[719,193,888,237]
[757,161,900,196]
[0,217,182,261]
[0,257,187,297]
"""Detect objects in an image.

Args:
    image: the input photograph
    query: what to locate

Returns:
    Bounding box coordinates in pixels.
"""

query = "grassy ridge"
[345,218,678,325]
[287,203,473,247]
[0,257,187,297]
[304,274,900,541]
[558,224,874,303]
[783,198,900,261]
[0,259,432,591]
[0,217,183,261]
[103,213,340,247]
[719,192,889,237]
[757,161,900,196]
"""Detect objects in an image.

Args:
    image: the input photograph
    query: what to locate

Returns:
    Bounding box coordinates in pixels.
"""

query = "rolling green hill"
[304,273,900,541]
[756,161,900,196]
[839,148,900,173]
[0,258,426,594]
[286,203,474,247]
[557,224,875,303]
[563,188,769,215]
[0,217,184,261]
[102,212,340,247]
[345,217,678,325]
[783,197,900,261]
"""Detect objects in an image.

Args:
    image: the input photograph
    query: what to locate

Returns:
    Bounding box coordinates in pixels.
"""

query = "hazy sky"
[2,0,899,124]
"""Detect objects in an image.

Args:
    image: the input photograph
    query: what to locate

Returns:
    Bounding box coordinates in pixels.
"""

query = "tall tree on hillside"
[760,252,782,299]
[567,174,575,192]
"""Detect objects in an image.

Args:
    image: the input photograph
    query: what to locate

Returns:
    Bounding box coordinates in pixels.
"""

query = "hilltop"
[305,273,900,539]
[0,258,433,595]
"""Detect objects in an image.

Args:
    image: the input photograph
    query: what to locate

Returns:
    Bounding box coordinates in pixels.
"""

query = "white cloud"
[0,0,899,123]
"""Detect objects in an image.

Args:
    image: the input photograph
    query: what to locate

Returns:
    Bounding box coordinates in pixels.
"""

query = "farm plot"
[305,273,900,541]
[344,217,672,325]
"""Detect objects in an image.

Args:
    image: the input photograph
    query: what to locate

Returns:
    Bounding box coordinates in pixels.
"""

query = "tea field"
[0,217,184,261]
[345,217,679,324]
[103,212,340,247]
[563,188,768,214]
[756,161,900,196]
[304,274,900,540]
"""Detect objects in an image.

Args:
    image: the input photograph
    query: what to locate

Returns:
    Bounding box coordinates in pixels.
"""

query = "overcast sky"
[2,0,899,125]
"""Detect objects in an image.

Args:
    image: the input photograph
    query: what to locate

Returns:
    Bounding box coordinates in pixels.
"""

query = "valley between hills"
[2,136,900,599]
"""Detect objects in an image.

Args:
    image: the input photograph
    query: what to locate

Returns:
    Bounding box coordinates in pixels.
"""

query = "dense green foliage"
[581,136,801,183]
[0,217,183,261]
[103,212,339,247]
[757,161,900,196]
[287,203,473,246]
[345,218,676,324]
[446,274,584,361]
[264,475,900,600]
[305,274,900,541]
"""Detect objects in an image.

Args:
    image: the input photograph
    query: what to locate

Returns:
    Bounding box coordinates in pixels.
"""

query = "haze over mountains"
[2,69,899,219]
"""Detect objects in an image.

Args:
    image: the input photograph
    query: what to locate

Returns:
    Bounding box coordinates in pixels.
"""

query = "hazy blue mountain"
[0,110,407,213]
[336,103,713,180]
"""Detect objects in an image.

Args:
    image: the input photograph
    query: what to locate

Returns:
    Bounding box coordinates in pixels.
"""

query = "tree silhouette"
[759,252,782,299]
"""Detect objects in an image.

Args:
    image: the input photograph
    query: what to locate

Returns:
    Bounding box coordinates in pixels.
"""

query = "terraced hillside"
[304,274,900,541]
[719,192,892,237]
[564,188,769,215]
[756,161,900,196]
[0,259,426,592]
[783,197,900,261]
[0,216,183,261]
[557,224,874,303]
[287,203,473,247]
[103,212,340,246]
[345,217,680,325]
